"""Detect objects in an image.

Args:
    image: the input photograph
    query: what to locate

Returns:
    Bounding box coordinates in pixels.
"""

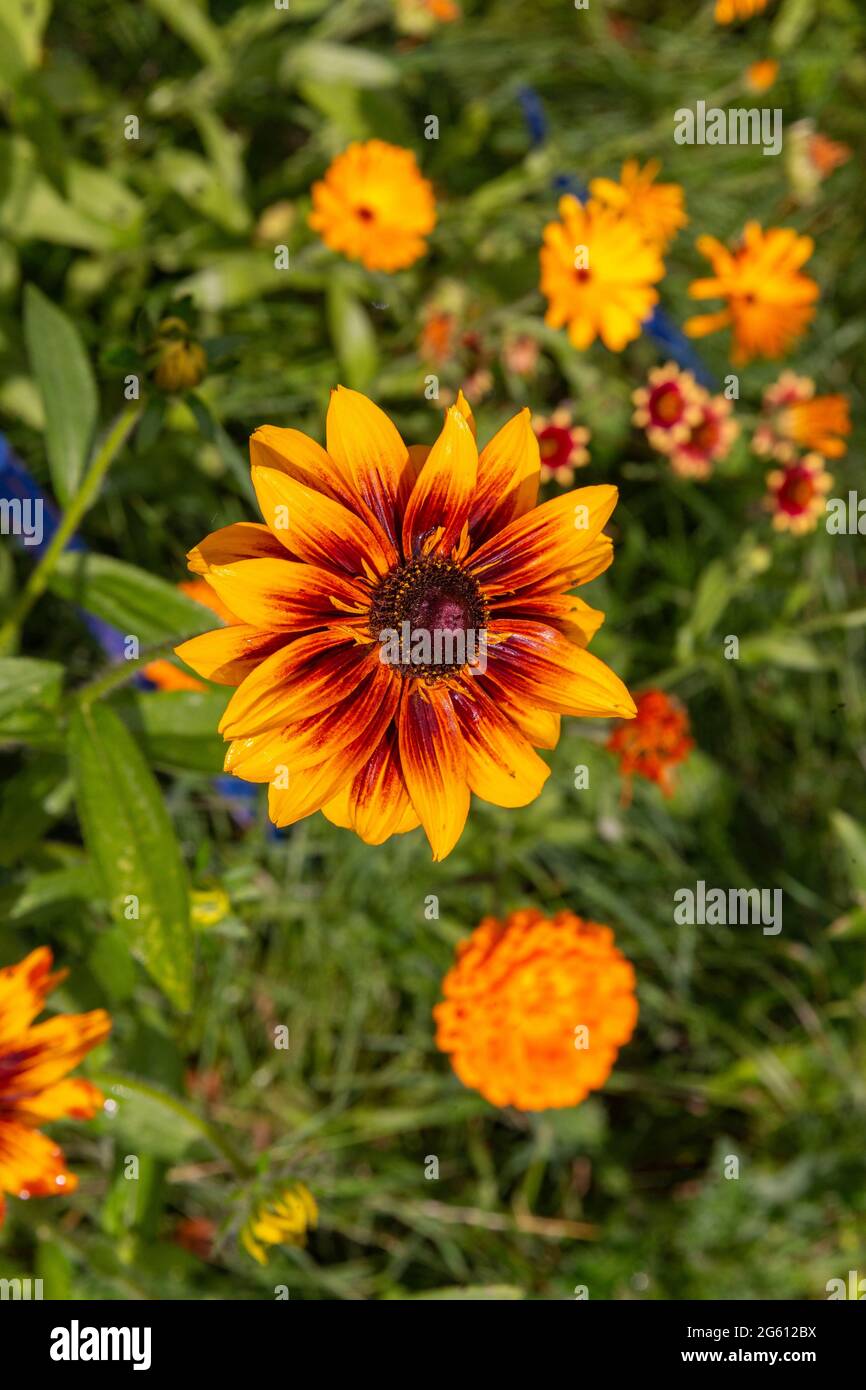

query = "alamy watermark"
[378,623,488,675]
[0,497,43,546]
[674,881,782,936]
[675,101,782,157]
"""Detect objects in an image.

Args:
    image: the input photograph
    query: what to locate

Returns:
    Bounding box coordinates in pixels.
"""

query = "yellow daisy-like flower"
[308,140,436,272]
[176,388,635,862]
[589,159,688,251]
[540,196,664,352]
[240,1183,318,1265]
[434,909,638,1112]
[685,222,818,365]
[716,0,769,21]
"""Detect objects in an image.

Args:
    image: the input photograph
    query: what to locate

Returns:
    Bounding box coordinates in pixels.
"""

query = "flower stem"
[0,402,141,655]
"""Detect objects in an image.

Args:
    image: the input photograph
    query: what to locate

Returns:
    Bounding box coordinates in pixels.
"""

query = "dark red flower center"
[369,555,488,682]
[537,424,573,470]
[777,467,814,515]
[649,382,684,428]
[356,205,375,223]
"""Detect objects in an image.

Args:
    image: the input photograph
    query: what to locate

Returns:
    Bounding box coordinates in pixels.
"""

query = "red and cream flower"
[765,453,833,535]
[752,372,851,462]
[0,948,110,1228]
[532,403,591,486]
[177,388,635,860]
[668,392,738,481]
[632,362,705,453]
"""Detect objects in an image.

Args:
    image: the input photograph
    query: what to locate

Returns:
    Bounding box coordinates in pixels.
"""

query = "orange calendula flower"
[632,362,705,454]
[434,908,638,1111]
[668,393,738,481]
[176,388,635,861]
[309,140,436,272]
[765,454,833,535]
[607,688,693,799]
[0,948,110,1228]
[540,196,664,352]
[144,579,240,693]
[589,159,687,251]
[685,222,818,364]
[533,403,591,486]
[752,372,851,462]
[715,0,769,21]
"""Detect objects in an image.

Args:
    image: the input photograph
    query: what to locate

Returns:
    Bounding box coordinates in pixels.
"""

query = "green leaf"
[830,811,866,899]
[68,703,193,1011]
[113,688,230,774]
[738,632,826,671]
[49,552,218,645]
[94,1072,209,1162]
[0,657,63,721]
[327,278,378,391]
[23,283,98,504]
[676,560,733,658]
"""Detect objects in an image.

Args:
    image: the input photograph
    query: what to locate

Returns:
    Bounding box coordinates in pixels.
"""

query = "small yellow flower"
[309,140,436,272]
[589,159,687,251]
[190,887,231,929]
[240,1183,318,1265]
[540,196,664,352]
[149,317,207,394]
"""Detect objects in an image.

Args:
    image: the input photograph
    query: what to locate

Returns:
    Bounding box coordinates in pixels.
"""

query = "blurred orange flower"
[716,0,769,21]
[765,454,832,535]
[540,196,664,352]
[309,140,436,272]
[434,909,638,1111]
[745,59,778,93]
[0,948,110,1227]
[144,579,239,692]
[752,372,850,461]
[685,222,818,364]
[607,688,693,799]
[176,388,635,860]
[589,159,687,251]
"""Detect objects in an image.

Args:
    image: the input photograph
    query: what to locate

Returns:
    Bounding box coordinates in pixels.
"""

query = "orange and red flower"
[765,454,833,535]
[533,404,591,486]
[434,908,638,1111]
[309,140,436,272]
[177,388,635,861]
[752,372,851,462]
[607,688,693,799]
[685,223,818,364]
[0,948,110,1228]
[144,579,239,693]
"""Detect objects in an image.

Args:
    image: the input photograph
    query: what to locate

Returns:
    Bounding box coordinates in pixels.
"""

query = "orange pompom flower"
[434,909,637,1111]
[685,222,818,364]
[607,688,693,799]
[540,196,665,352]
[632,361,705,454]
[0,948,110,1228]
[533,403,591,486]
[765,454,833,535]
[715,0,769,21]
[589,159,687,252]
[176,388,635,861]
[668,393,738,481]
[745,59,778,93]
[309,140,436,272]
[752,372,851,462]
